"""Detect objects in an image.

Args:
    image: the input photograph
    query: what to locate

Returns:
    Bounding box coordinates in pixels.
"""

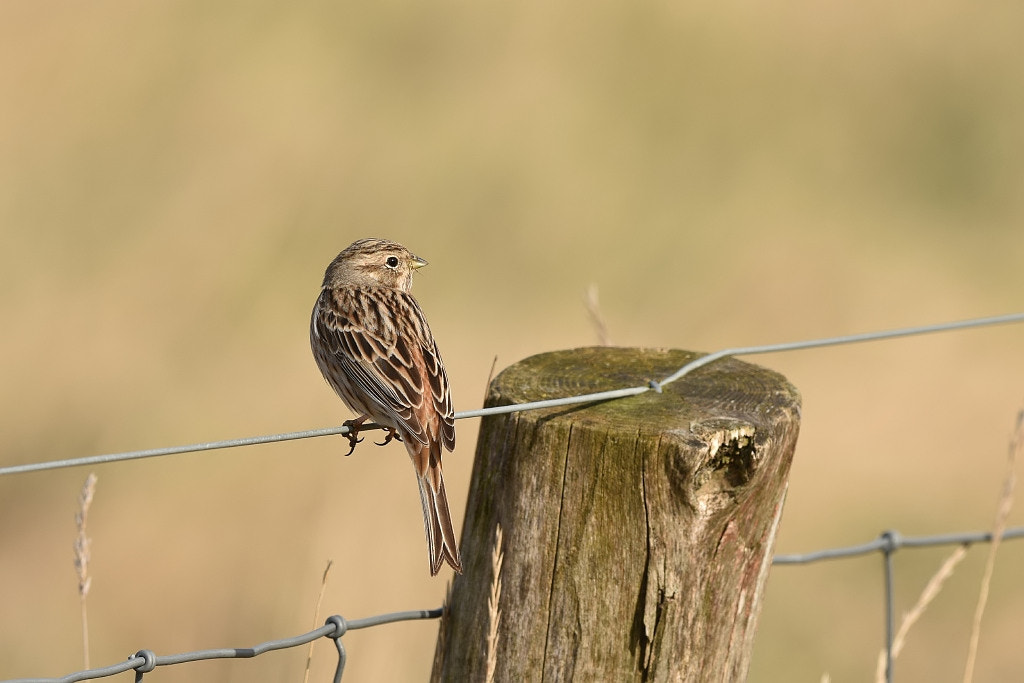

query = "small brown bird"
[310,238,461,575]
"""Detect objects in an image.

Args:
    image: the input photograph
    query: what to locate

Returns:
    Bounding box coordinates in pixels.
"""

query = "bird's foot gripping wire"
[341,416,369,456]
[375,428,403,447]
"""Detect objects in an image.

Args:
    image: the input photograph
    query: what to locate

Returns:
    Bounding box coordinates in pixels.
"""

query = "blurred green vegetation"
[1,1,1023,681]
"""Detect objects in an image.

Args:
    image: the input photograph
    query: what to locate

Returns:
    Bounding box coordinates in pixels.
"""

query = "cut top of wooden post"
[488,345,800,432]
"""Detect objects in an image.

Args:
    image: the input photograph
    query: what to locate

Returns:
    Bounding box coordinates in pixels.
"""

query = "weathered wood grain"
[432,347,801,682]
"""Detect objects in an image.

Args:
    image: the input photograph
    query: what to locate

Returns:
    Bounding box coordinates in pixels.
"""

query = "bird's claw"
[343,434,364,456]
[342,417,368,456]
[375,429,403,447]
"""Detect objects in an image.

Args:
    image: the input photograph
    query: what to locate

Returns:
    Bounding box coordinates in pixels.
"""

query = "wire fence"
[2,311,1023,682]
[3,526,1021,683]
[4,311,1023,478]
[2,608,442,683]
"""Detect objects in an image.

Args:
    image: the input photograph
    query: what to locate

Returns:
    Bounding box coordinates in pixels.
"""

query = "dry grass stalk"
[962,409,1021,683]
[484,355,499,399]
[874,544,968,683]
[429,581,453,683]
[584,283,611,346]
[303,559,334,683]
[485,523,505,683]
[73,472,98,670]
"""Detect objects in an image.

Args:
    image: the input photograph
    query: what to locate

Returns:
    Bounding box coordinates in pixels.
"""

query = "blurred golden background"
[2,1,1023,681]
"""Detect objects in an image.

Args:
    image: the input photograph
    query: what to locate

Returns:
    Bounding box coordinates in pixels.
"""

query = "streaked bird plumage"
[310,238,461,575]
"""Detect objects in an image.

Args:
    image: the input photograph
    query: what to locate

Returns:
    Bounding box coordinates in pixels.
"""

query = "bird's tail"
[413,441,463,575]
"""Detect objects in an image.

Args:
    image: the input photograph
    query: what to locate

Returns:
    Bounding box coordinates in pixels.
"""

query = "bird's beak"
[411,256,428,269]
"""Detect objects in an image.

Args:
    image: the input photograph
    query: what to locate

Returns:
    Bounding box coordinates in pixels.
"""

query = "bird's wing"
[314,288,455,447]
[423,334,456,452]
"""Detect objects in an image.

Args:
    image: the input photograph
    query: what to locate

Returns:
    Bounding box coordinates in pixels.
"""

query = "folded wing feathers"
[313,287,457,449]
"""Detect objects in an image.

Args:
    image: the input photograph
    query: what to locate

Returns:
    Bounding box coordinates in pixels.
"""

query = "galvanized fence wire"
[774,527,1024,683]
[2,311,1023,478]
[2,609,442,683]
[4,528,1022,683]
[2,311,1024,682]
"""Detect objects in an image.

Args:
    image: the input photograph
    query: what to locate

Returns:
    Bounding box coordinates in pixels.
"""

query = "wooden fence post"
[431,347,801,682]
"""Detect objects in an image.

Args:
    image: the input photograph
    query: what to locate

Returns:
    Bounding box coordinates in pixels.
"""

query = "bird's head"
[322,238,427,292]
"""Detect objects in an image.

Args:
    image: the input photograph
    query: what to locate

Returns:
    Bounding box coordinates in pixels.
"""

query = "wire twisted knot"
[132,649,157,675]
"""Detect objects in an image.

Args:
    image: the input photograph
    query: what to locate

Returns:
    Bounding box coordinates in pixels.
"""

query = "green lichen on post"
[487,347,798,432]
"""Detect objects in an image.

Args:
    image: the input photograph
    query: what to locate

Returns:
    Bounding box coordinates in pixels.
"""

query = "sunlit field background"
[2,2,1023,681]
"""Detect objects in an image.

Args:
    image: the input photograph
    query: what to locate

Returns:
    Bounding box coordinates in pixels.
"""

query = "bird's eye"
[385,256,399,268]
